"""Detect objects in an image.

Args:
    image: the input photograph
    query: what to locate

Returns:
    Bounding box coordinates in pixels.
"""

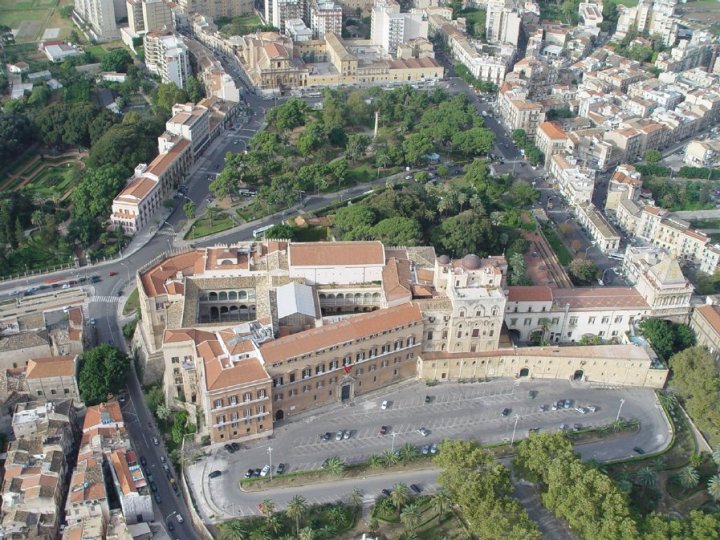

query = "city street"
[187,378,670,520]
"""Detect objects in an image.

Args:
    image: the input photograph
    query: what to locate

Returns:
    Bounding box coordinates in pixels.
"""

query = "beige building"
[135,240,673,446]
[605,163,643,213]
[574,203,621,254]
[144,31,191,88]
[127,0,172,35]
[499,84,545,139]
[535,121,569,168]
[418,344,668,388]
[691,302,720,360]
[684,139,720,168]
[25,355,79,401]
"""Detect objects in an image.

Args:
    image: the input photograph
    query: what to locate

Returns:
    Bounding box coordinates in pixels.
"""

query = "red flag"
[343,365,352,374]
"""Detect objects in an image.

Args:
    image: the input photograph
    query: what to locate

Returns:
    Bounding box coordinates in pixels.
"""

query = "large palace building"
[134,241,674,444]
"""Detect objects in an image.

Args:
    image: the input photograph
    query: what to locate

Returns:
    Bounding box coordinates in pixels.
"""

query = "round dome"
[437,255,450,264]
[462,254,482,270]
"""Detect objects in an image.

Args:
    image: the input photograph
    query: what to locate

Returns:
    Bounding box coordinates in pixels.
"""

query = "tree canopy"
[78,344,130,405]
[101,48,134,73]
[639,319,695,361]
[0,112,34,163]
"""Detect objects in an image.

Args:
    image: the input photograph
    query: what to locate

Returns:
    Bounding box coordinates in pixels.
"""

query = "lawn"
[20,162,79,199]
[542,225,573,266]
[292,225,328,242]
[0,0,72,43]
[605,0,639,6]
[123,288,139,317]
[217,14,263,36]
[185,210,234,239]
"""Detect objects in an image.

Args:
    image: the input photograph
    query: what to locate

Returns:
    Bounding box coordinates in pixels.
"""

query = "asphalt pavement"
[188,377,670,521]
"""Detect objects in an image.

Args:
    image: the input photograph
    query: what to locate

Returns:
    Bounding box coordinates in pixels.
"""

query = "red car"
[109,271,118,276]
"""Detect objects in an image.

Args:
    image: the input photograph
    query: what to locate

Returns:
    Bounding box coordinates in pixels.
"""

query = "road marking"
[88,296,121,303]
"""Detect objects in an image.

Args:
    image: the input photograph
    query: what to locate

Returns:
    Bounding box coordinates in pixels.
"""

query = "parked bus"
[252,224,275,238]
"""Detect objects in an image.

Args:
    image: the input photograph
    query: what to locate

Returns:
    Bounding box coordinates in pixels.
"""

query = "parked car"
[253,468,262,477]
[152,437,159,446]
[140,456,147,467]
[260,465,271,477]
[154,493,161,504]
[160,456,166,463]
[381,489,391,497]
[381,400,389,410]
[224,443,234,453]
[502,408,511,417]
[244,469,254,478]
[176,514,184,524]
[150,482,157,492]
[343,430,352,440]
[320,432,332,441]
[587,406,597,413]
[575,407,587,414]
[335,430,344,441]
[417,427,430,437]
[209,470,222,479]
[563,399,572,409]
[379,425,389,435]
[168,521,175,532]
[633,447,645,455]
[421,445,430,455]
[410,484,422,494]
[109,271,118,276]
[430,443,438,455]
[276,463,286,474]
[424,395,432,404]
[231,442,241,451]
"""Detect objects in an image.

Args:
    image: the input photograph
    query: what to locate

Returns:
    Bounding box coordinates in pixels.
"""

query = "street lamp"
[584,244,595,258]
[616,398,625,422]
[267,447,273,481]
[120,261,131,282]
[511,414,520,445]
[391,432,398,453]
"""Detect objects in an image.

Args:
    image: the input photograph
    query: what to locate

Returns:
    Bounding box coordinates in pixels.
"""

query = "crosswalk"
[88,296,121,304]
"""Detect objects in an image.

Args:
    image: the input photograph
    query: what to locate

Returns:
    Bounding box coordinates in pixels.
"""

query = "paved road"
[188,378,670,520]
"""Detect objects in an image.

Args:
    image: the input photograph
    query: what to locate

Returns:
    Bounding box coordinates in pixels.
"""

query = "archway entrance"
[275,409,284,421]
[341,384,351,401]
[519,368,529,377]
[573,370,584,381]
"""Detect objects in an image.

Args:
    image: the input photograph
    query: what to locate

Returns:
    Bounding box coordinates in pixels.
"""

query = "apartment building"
[535,121,569,168]
[311,0,343,40]
[485,0,521,46]
[272,0,304,33]
[605,163,643,212]
[685,139,720,168]
[616,203,720,274]
[25,355,80,401]
[574,203,621,254]
[690,302,720,360]
[371,0,428,56]
[178,0,253,17]
[144,31,191,88]
[74,0,124,41]
[136,240,673,445]
[0,401,77,540]
[127,0,172,35]
[549,154,595,206]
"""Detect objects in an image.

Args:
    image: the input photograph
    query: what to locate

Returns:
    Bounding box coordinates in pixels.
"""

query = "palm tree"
[678,466,700,490]
[652,456,667,472]
[349,487,363,508]
[432,488,452,523]
[708,475,720,501]
[713,445,720,467]
[381,448,398,467]
[391,483,411,515]
[369,454,383,469]
[658,391,678,412]
[258,498,275,517]
[399,442,418,463]
[400,502,422,533]
[322,456,345,476]
[366,517,380,535]
[219,519,248,540]
[298,527,315,540]
[286,494,308,537]
[635,466,656,488]
[328,506,349,530]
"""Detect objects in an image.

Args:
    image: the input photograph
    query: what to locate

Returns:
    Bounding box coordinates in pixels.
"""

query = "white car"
[260,465,271,477]
[381,400,389,410]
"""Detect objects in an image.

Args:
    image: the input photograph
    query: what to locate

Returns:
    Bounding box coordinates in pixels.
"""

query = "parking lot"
[187,377,668,519]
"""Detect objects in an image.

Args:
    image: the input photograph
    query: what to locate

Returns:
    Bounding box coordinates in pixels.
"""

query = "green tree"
[451,127,494,156]
[398,442,419,463]
[67,216,102,247]
[508,252,531,286]
[186,75,203,102]
[183,201,196,220]
[322,456,345,475]
[269,98,308,131]
[218,519,248,540]
[250,131,283,154]
[88,123,158,170]
[708,475,720,501]
[78,344,131,405]
[669,347,720,445]
[400,502,421,533]
[635,467,657,488]
[391,483,410,515]
[333,204,376,240]
[153,82,189,118]
[171,410,195,444]
[677,466,699,490]
[645,149,663,164]
[403,133,433,165]
[286,495,307,537]
[155,403,171,421]
[346,133,371,162]
[513,432,575,484]
[265,223,294,239]
[297,122,326,156]
[101,48,134,73]
[27,85,51,107]
[210,169,239,200]
[432,489,452,523]
[381,448,398,467]
[432,210,494,258]
[713,445,720,467]
[298,527,315,540]
[568,258,599,285]
[370,217,422,246]
[71,163,130,219]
